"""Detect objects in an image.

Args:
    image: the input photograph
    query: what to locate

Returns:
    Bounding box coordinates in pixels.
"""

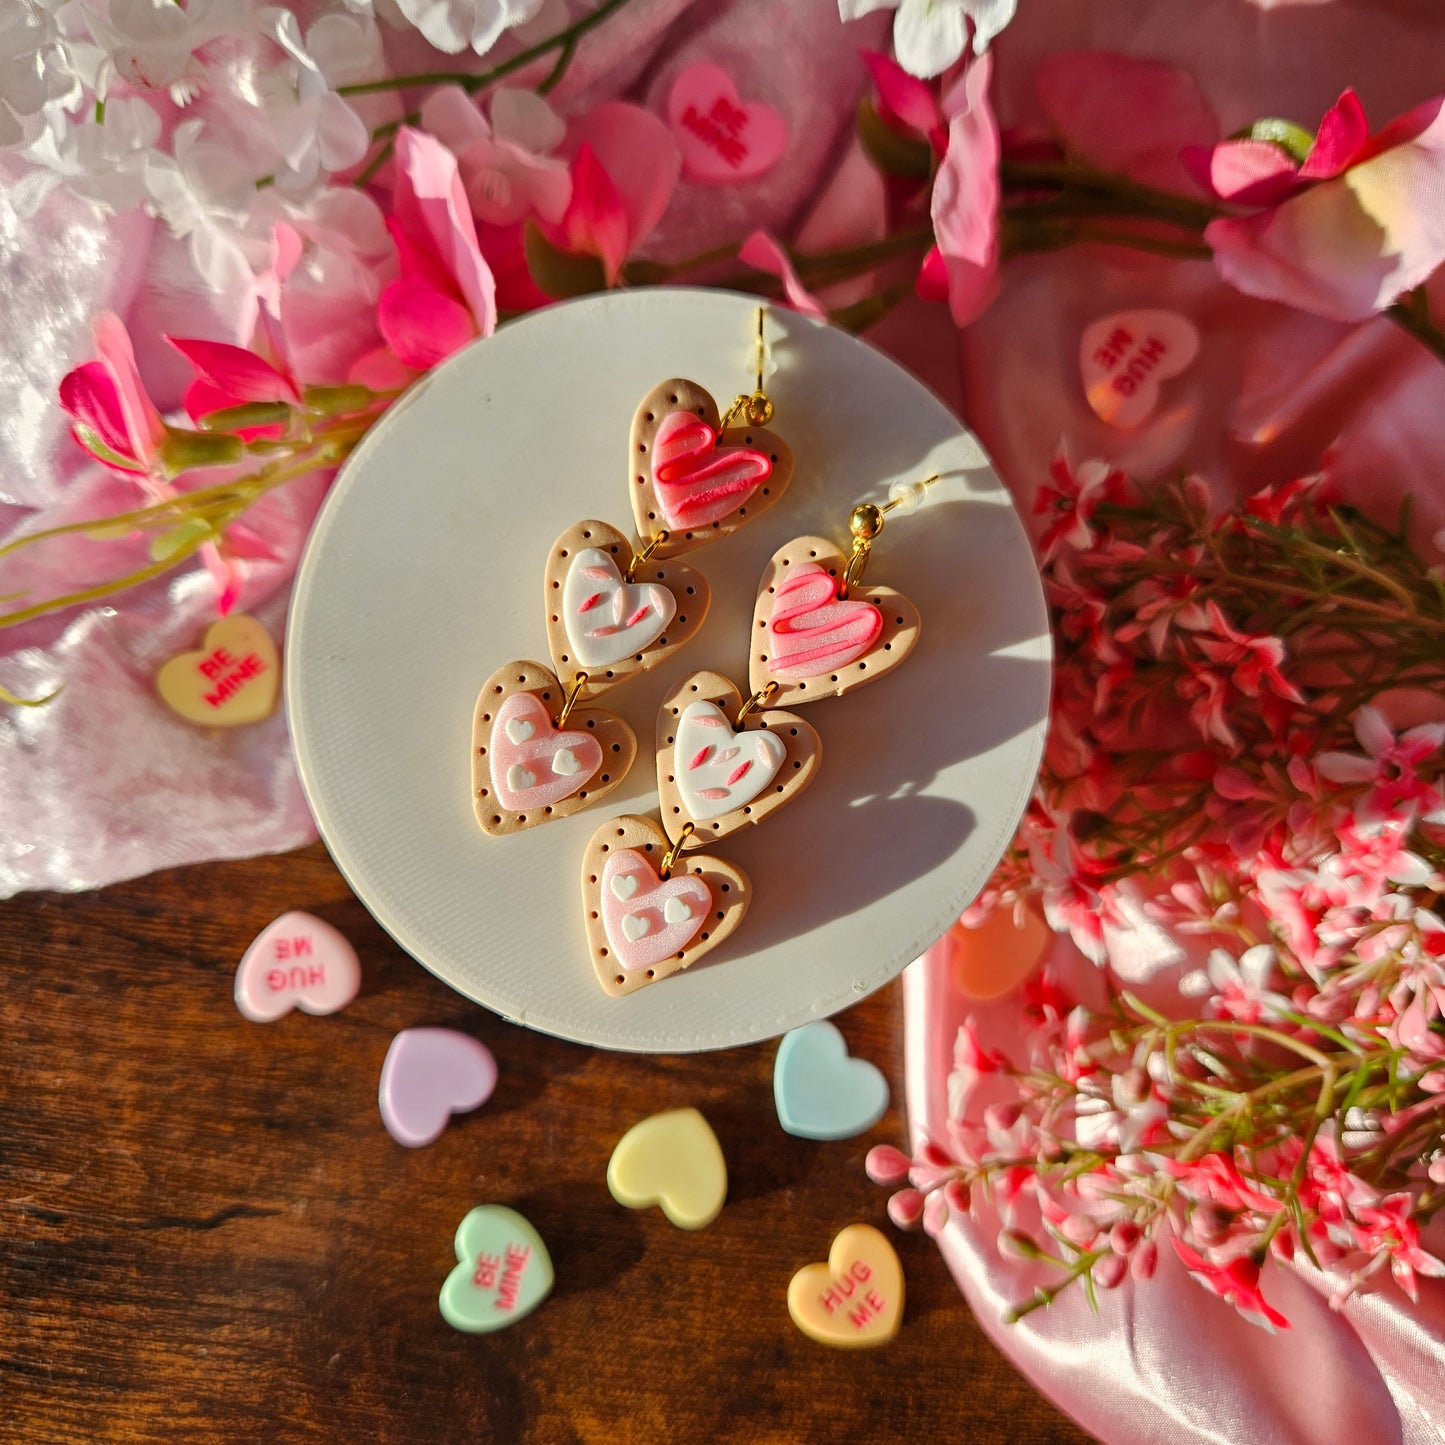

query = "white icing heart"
[507,764,536,792]
[610,874,639,901]
[663,895,693,925]
[552,748,580,776]
[675,699,786,821]
[622,913,650,942]
[505,717,535,744]
[562,548,677,668]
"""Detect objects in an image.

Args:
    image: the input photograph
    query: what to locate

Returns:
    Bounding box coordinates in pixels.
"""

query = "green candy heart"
[438,1205,554,1333]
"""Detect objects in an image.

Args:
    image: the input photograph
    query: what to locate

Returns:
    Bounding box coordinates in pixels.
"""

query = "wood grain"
[0,844,1092,1445]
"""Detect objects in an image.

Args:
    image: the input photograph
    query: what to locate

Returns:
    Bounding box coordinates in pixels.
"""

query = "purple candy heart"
[378,1028,498,1148]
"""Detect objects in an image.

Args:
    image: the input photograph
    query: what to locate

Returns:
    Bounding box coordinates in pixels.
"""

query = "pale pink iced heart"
[651,412,772,529]
[600,851,710,971]
[234,911,360,1023]
[378,1028,498,1148]
[1079,310,1201,429]
[666,61,788,185]
[676,700,785,821]
[488,691,602,811]
[766,562,883,679]
[560,547,675,667]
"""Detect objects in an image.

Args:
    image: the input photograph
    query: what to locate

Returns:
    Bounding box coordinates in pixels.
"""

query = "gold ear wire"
[720,306,775,431]
[838,474,941,598]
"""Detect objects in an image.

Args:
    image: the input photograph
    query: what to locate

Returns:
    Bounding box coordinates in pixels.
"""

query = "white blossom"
[0,5,82,150]
[837,0,1016,78]
[77,0,244,103]
[20,93,160,215]
[393,0,548,58]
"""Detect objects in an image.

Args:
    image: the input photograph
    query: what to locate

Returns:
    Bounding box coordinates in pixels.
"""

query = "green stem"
[1388,287,1445,368]
[1000,158,1221,229]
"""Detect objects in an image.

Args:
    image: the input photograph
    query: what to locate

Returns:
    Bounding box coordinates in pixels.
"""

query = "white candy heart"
[622,913,650,942]
[1079,309,1200,429]
[552,748,580,776]
[663,896,693,925]
[611,874,639,901]
[675,699,787,821]
[505,717,535,744]
[562,548,677,668]
[507,764,536,791]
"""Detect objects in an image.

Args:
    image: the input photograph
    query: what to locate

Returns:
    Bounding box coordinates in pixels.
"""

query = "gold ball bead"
[849,503,884,540]
[745,393,774,426]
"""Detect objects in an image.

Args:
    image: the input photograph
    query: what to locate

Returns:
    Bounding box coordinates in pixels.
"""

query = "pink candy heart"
[600,850,710,971]
[378,1028,498,1148]
[651,411,772,530]
[489,691,603,810]
[1080,309,1200,429]
[667,61,788,185]
[234,911,360,1023]
[765,561,882,679]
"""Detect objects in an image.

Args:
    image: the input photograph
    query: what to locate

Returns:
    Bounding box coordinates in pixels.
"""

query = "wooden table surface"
[1,842,1092,1444]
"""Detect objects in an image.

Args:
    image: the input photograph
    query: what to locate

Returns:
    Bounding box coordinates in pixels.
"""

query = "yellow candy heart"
[606,1107,726,1230]
[947,904,1052,1001]
[788,1224,903,1349]
[156,614,279,728]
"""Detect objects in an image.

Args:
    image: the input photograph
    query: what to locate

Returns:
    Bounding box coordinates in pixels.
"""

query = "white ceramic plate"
[287,289,1050,1052]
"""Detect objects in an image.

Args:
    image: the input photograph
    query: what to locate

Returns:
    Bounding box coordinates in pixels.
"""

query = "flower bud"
[887,1188,925,1229]
[159,427,244,475]
[865,1144,912,1186]
[1061,1212,1099,1247]
[922,1189,950,1238]
[944,1179,972,1214]
[1131,1241,1158,1280]
[1110,1221,1141,1256]
[1094,1252,1128,1290]
[999,1229,1043,1260]
[1116,1066,1150,1106]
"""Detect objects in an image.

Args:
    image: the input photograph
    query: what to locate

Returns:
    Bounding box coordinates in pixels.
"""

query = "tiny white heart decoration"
[663,896,693,925]
[622,913,650,942]
[611,874,639,901]
[553,748,580,776]
[505,717,535,744]
[507,764,536,791]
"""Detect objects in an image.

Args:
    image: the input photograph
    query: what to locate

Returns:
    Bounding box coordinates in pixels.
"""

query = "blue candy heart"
[773,1021,889,1141]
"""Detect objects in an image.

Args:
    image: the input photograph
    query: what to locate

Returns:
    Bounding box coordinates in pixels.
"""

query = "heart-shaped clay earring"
[580,814,749,997]
[473,307,793,837]
[656,669,821,842]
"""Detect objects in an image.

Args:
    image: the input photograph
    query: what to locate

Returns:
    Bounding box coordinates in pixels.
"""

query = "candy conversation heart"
[773,1021,889,1141]
[788,1224,904,1349]
[607,1107,727,1230]
[439,1206,553,1333]
[378,1029,498,1148]
[667,61,788,184]
[655,670,821,842]
[750,537,920,707]
[157,613,279,727]
[580,814,749,997]
[1080,309,1200,429]
[234,911,360,1023]
[472,660,635,835]
[629,378,793,557]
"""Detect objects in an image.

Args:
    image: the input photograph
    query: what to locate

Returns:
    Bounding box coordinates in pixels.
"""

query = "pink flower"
[1351,1192,1445,1302]
[738,232,827,320]
[861,50,947,155]
[1193,602,1305,706]
[922,53,999,326]
[947,1016,1006,1117]
[58,312,168,481]
[1180,944,1290,1024]
[1033,448,1125,561]
[1166,1152,1282,1216]
[377,127,497,372]
[1203,90,1445,321]
[1172,1240,1292,1331]
[1317,706,1445,826]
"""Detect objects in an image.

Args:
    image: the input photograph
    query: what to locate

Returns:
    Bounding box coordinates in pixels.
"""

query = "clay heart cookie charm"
[628,379,792,557]
[750,536,920,706]
[580,814,749,997]
[607,1107,727,1230]
[788,1224,904,1349]
[1080,309,1200,429]
[773,1020,889,1140]
[378,1028,498,1148]
[667,61,788,184]
[439,1205,553,1333]
[472,660,635,835]
[234,910,360,1022]
[656,670,821,842]
[544,520,708,701]
[157,613,279,728]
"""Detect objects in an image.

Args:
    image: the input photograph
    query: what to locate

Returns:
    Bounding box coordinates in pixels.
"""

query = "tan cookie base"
[472,661,636,836]
[628,378,793,560]
[655,670,822,844]
[544,519,709,704]
[580,814,750,998]
[749,536,921,708]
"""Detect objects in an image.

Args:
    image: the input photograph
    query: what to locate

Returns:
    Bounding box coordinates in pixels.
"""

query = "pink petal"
[567,102,680,257]
[559,143,631,285]
[1188,138,1301,205]
[738,231,826,319]
[348,345,420,392]
[167,337,302,406]
[377,276,479,370]
[92,311,166,465]
[1036,51,1220,193]
[915,244,948,301]
[1301,88,1370,179]
[862,49,944,150]
[58,361,137,465]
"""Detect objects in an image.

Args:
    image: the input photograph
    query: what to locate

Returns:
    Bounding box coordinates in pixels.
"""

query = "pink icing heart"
[766,562,883,679]
[489,692,603,811]
[651,411,771,530]
[667,61,788,184]
[1079,309,1200,429]
[600,850,711,971]
[378,1028,498,1148]
[234,910,360,1023]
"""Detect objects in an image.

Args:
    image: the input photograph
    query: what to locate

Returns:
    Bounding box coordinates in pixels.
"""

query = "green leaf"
[1241,118,1315,164]
[523,221,606,299]
[856,98,933,179]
